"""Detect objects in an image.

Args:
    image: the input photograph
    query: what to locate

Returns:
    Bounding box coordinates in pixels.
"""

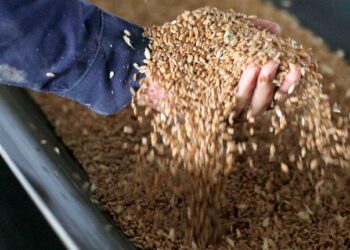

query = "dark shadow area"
[0,157,65,250]
[269,0,350,60]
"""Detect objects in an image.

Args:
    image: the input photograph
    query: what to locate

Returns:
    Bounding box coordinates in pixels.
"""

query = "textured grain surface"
[31,0,350,249]
[134,7,349,246]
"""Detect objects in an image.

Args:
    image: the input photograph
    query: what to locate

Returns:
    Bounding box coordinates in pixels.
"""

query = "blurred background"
[269,0,350,60]
[0,0,349,249]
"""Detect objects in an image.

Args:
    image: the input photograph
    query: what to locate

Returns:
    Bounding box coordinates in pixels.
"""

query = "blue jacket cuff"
[60,11,149,115]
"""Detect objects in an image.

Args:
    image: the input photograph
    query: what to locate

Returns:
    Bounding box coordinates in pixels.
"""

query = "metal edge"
[0,85,136,250]
[0,145,79,250]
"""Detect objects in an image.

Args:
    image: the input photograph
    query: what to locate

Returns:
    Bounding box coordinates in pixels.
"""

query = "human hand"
[138,19,302,122]
[136,74,169,110]
[234,19,301,121]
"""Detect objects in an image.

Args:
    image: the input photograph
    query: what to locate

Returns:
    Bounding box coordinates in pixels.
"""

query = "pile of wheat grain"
[136,6,349,183]
[32,2,350,249]
[128,7,350,246]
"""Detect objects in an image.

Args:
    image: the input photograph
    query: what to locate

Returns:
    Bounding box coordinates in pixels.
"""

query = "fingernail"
[271,60,279,67]
[273,57,281,64]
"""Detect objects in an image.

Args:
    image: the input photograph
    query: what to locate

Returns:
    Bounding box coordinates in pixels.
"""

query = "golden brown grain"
[32,1,350,249]
[133,6,350,246]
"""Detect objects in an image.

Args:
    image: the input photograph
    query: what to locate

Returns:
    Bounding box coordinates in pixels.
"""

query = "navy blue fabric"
[0,0,149,115]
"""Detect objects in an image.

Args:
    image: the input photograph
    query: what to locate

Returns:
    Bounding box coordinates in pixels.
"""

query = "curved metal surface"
[0,85,135,250]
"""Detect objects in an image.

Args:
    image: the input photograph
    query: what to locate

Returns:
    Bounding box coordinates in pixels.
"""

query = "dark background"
[0,157,65,250]
[0,0,349,249]
[270,0,350,59]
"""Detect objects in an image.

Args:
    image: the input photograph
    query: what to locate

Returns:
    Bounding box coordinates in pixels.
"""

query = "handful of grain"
[136,7,349,180]
[132,7,349,246]
[32,3,350,248]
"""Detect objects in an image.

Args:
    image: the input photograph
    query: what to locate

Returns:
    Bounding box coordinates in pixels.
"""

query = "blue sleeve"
[0,0,149,115]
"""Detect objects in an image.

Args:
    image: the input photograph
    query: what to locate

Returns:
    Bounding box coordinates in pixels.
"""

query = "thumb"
[250,19,282,35]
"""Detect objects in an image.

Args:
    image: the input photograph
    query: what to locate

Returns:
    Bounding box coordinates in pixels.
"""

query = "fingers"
[251,60,279,116]
[234,64,261,119]
[235,61,301,122]
[250,19,282,35]
[275,64,302,104]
